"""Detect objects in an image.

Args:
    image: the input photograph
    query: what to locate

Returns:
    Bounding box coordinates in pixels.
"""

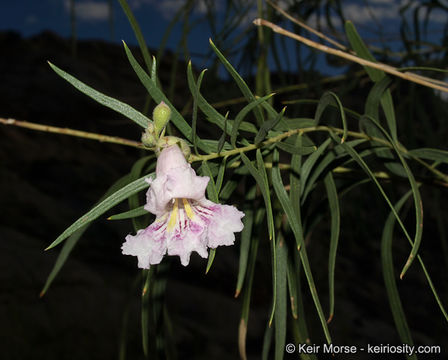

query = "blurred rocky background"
[1,7,448,357]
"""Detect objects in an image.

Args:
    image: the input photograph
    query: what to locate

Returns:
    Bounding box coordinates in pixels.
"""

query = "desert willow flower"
[122,145,244,267]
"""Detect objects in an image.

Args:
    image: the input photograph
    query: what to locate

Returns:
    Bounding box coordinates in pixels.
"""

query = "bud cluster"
[141,101,191,158]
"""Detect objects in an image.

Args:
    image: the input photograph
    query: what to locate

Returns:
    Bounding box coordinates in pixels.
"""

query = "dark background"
[1,1,448,359]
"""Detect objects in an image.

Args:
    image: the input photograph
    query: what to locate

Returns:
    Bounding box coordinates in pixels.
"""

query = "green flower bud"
[153,101,171,137]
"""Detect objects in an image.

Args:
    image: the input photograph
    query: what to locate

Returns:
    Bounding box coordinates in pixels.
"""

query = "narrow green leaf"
[240,152,278,327]
[187,61,230,134]
[256,149,275,241]
[301,139,366,203]
[261,322,273,360]
[259,96,282,121]
[364,76,399,155]
[155,3,185,72]
[408,148,448,163]
[118,0,152,72]
[217,113,229,153]
[323,173,340,323]
[289,134,302,217]
[219,179,238,201]
[254,107,286,145]
[380,90,397,141]
[46,173,154,250]
[286,255,298,319]
[274,233,288,360]
[271,149,332,344]
[365,76,393,122]
[275,142,317,155]
[122,43,212,153]
[238,203,261,360]
[360,115,423,278]
[40,227,85,297]
[215,156,227,195]
[227,120,258,134]
[231,94,274,147]
[416,257,448,323]
[300,138,332,196]
[331,132,419,277]
[315,91,348,143]
[129,155,154,231]
[49,62,150,129]
[290,253,316,360]
[275,118,315,131]
[141,268,153,357]
[288,133,303,323]
[235,197,255,296]
[345,21,384,81]
[381,190,416,358]
[206,250,217,275]
[240,152,274,240]
[201,161,219,202]
[40,174,131,296]
[209,38,264,126]
[108,205,147,220]
[201,161,220,274]
[192,69,207,155]
[345,20,397,140]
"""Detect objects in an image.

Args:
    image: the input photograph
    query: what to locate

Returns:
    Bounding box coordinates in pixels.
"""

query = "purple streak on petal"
[121,218,168,268]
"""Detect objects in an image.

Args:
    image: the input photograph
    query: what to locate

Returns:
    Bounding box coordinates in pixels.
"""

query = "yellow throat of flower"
[167,198,195,232]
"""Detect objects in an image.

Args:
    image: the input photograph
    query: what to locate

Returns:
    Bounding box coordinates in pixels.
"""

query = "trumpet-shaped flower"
[122,145,244,268]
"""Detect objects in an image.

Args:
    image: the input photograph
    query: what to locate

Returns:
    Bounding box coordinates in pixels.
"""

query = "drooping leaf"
[300,138,332,196]
[330,131,419,277]
[238,199,260,360]
[315,92,348,142]
[360,115,423,278]
[274,233,288,360]
[49,62,150,129]
[235,188,255,297]
[40,174,132,296]
[231,94,274,147]
[209,39,264,126]
[46,173,154,250]
[271,149,332,344]
[141,268,154,357]
[381,190,416,358]
[108,205,147,220]
[324,173,340,323]
[241,152,274,240]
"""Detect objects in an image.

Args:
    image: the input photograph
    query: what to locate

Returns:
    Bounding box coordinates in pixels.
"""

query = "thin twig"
[253,18,448,94]
[0,117,145,149]
[3,117,447,185]
[267,0,349,51]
